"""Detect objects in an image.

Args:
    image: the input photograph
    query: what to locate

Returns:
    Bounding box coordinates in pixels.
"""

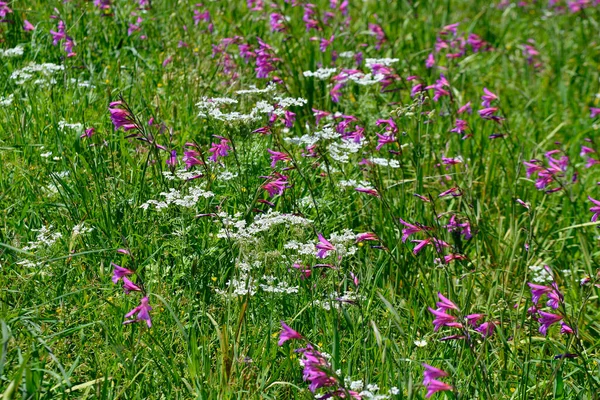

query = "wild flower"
[262,173,290,197]
[208,136,231,162]
[316,234,336,258]
[109,101,140,132]
[124,297,152,328]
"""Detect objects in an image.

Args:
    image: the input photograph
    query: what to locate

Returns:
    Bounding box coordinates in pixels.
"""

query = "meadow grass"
[1,0,600,398]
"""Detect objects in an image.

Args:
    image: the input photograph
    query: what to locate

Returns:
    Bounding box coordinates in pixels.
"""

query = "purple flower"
[428,307,462,331]
[399,218,432,242]
[588,196,600,221]
[316,233,336,258]
[527,283,553,304]
[270,13,286,32]
[50,20,66,46]
[590,108,600,118]
[267,149,290,168]
[450,119,468,136]
[481,88,498,107]
[355,187,380,197]
[108,101,139,132]
[356,232,378,242]
[122,277,142,294]
[425,53,435,68]
[166,150,178,167]
[0,1,12,18]
[124,296,152,328]
[262,173,290,197]
[436,292,460,311]
[422,364,448,385]
[425,379,453,398]
[465,313,485,326]
[278,321,303,345]
[111,262,134,284]
[560,322,574,335]
[283,110,296,128]
[457,102,472,114]
[538,311,562,335]
[23,20,35,31]
[298,345,338,393]
[208,136,231,163]
[475,321,496,338]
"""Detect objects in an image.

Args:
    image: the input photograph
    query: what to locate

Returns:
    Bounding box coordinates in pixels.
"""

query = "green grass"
[1,0,600,398]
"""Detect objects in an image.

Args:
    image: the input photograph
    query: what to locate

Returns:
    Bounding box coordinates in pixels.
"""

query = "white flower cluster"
[140,186,215,210]
[303,68,337,80]
[339,179,372,189]
[235,84,276,94]
[216,210,313,242]
[365,58,399,67]
[0,45,25,58]
[259,275,299,294]
[313,290,365,311]
[326,229,358,257]
[215,273,257,297]
[284,125,341,146]
[217,171,238,181]
[339,51,355,58]
[0,94,14,107]
[328,140,363,163]
[58,120,84,133]
[529,265,553,283]
[197,94,307,122]
[23,225,62,251]
[10,63,64,86]
[369,157,400,168]
[162,170,202,181]
[284,240,317,255]
[69,78,96,89]
[72,222,94,237]
[346,72,385,86]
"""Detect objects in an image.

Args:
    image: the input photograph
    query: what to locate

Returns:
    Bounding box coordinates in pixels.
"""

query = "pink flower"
[124,296,152,328]
[267,149,291,168]
[356,232,378,242]
[436,292,460,311]
[538,311,562,335]
[425,53,435,68]
[316,234,336,258]
[475,321,496,338]
[481,88,498,107]
[262,173,290,197]
[590,108,600,118]
[428,307,462,331]
[457,101,472,114]
[122,277,142,294]
[208,136,231,163]
[399,219,432,242]
[588,196,600,221]
[111,262,134,284]
[422,364,448,385]
[278,321,303,345]
[425,379,453,398]
[23,20,35,31]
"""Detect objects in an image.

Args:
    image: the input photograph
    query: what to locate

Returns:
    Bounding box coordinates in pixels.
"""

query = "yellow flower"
[211,276,217,282]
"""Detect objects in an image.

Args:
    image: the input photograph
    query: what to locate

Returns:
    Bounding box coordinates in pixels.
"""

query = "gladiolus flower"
[278,321,303,346]
[316,233,336,258]
[124,296,152,328]
[111,262,134,284]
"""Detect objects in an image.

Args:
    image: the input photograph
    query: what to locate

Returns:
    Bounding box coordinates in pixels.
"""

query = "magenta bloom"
[122,277,142,294]
[208,136,231,163]
[316,233,336,258]
[124,296,152,328]
[527,283,553,304]
[422,364,448,385]
[319,35,335,52]
[267,149,291,168]
[355,187,380,197]
[166,150,178,167]
[428,307,462,331]
[436,292,460,311]
[278,321,303,346]
[481,88,498,107]
[313,108,331,125]
[425,379,453,398]
[560,322,574,335]
[590,107,600,118]
[109,101,139,132]
[23,20,35,31]
[283,110,296,128]
[450,119,468,136]
[399,219,432,243]
[425,53,435,68]
[262,174,290,197]
[111,262,134,284]
[475,321,496,338]
[465,313,485,326]
[0,1,12,18]
[375,132,396,151]
[356,232,378,242]
[538,311,562,335]
[457,102,472,114]
[299,345,338,393]
[588,196,600,221]
[50,21,67,45]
